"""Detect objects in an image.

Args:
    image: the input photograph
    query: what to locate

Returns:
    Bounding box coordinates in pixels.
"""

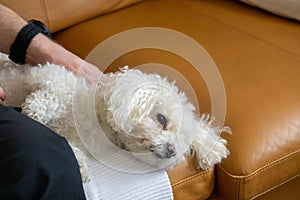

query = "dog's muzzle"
[154,143,177,159]
[166,143,177,158]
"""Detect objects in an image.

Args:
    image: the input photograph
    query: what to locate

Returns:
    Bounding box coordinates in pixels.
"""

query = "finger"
[78,61,103,85]
[0,87,6,101]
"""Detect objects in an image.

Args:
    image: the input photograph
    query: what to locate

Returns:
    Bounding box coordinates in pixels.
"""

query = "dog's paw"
[69,143,90,183]
[191,116,231,170]
[196,136,229,170]
[21,89,62,124]
[79,164,89,183]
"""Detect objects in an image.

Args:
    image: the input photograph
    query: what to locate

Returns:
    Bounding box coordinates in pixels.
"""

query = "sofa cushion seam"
[249,173,300,200]
[218,148,300,180]
[40,0,51,30]
[245,149,300,181]
[172,168,213,189]
[218,149,300,199]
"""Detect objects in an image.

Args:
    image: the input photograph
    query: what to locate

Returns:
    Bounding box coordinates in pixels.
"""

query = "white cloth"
[240,0,300,21]
[83,159,173,200]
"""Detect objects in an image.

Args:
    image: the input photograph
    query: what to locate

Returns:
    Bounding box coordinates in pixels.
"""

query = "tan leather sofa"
[2,0,300,199]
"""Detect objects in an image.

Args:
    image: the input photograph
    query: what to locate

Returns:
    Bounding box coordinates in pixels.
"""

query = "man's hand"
[0,86,6,101]
[26,34,103,85]
[76,61,103,85]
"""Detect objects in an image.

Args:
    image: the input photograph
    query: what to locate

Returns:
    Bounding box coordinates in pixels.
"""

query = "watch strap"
[9,20,51,64]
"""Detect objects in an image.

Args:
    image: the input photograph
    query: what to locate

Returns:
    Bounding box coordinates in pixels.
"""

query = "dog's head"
[97,69,230,169]
[97,67,229,168]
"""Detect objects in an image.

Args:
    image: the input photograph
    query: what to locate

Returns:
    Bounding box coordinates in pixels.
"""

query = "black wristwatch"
[9,19,52,64]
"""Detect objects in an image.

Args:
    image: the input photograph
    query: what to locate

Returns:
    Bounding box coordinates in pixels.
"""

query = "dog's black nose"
[166,144,177,158]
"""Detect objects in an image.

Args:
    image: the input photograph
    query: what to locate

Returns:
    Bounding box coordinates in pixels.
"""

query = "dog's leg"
[191,117,230,170]
[21,89,69,126]
[22,89,90,182]
[68,141,89,182]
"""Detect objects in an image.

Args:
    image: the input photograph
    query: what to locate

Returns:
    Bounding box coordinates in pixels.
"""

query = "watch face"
[29,20,52,38]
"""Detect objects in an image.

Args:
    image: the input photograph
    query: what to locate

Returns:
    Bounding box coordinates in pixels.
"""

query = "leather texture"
[168,158,214,200]
[2,0,300,199]
[0,0,143,32]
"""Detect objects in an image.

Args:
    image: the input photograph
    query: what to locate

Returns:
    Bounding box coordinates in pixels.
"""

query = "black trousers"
[0,105,86,200]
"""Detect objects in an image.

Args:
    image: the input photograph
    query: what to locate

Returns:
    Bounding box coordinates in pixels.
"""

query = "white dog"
[0,58,230,181]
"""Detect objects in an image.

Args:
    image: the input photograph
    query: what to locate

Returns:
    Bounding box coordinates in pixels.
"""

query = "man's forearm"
[0,3,80,71]
[0,3,102,84]
[0,3,27,54]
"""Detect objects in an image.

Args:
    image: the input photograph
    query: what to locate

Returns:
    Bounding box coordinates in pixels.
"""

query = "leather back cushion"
[0,0,143,32]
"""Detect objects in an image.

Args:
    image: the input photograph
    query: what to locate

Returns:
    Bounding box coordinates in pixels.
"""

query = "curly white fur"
[0,59,230,181]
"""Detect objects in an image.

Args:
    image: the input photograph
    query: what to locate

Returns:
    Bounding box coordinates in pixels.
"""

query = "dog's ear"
[191,115,231,170]
[129,85,160,123]
[96,69,163,133]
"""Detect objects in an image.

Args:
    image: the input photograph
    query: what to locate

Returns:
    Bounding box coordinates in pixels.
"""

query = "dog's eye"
[157,114,167,128]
